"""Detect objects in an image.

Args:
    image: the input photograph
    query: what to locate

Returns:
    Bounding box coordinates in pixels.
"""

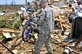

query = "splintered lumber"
[59,42,80,54]
[2,32,23,54]
[0,41,14,54]
[0,28,21,33]
[71,49,80,54]
[56,13,70,30]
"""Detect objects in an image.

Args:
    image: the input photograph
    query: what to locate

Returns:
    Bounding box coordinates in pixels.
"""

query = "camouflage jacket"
[36,7,55,33]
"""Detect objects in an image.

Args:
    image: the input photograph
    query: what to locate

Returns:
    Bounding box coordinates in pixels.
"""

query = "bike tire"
[22,25,29,42]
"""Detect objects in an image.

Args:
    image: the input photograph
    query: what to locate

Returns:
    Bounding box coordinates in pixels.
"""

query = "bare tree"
[6,0,7,5]
[11,0,14,5]
[25,0,27,5]
[35,0,41,2]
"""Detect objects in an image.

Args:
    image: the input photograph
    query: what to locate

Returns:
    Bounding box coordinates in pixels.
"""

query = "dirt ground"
[0,33,64,54]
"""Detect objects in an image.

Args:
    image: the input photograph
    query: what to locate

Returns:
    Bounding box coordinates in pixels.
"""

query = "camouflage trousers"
[34,30,53,54]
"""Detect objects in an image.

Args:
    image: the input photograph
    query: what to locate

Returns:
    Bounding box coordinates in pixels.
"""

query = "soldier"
[34,0,55,54]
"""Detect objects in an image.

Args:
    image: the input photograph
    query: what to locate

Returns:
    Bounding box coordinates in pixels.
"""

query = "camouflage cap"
[40,0,48,4]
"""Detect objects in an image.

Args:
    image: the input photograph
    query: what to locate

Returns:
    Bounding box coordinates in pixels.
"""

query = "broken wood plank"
[0,41,14,54]
[0,28,21,33]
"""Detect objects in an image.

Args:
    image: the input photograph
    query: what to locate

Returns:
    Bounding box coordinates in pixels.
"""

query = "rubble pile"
[0,1,82,54]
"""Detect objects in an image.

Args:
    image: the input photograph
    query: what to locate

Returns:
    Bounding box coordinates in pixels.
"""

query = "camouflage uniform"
[34,7,55,54]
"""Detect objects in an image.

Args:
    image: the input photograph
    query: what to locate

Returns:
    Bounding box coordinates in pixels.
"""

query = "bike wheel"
[22,25,31,42]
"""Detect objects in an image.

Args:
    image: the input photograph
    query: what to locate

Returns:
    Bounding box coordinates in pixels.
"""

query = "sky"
[0,0,33,5]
